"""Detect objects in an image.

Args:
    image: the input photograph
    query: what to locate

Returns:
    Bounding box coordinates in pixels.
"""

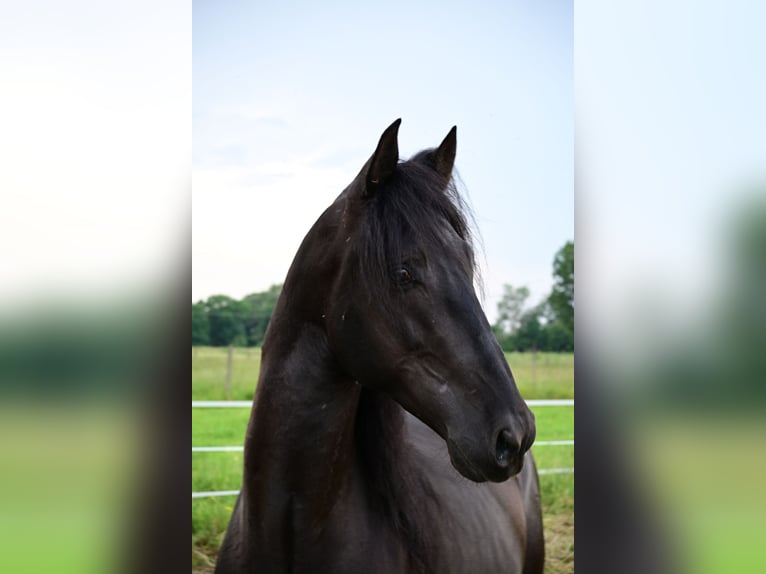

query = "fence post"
[225,344,233,400]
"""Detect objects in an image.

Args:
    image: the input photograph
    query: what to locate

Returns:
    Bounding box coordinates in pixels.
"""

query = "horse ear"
[434,126,457,180]
[364,118,401,196]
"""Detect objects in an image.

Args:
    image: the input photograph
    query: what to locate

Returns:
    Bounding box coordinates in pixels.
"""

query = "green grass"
[192,347,573,401]
[505,351,575,399]
[192,347,262,401]
[192,347,574,572]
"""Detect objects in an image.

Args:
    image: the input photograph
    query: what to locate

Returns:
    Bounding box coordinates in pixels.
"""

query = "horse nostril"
[495,429,516,467]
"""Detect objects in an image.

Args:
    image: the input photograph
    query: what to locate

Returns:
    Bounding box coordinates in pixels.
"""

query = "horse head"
[326,119,536,482]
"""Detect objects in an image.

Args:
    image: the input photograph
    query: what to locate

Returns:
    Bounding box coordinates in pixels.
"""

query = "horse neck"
[243,322,360,517]
[244,321,420,501]
[242,206,362,512]
[239,208,431,561]
[242,325,431,562]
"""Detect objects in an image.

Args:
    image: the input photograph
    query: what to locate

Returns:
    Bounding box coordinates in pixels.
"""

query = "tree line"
[193,241,573,352]
[192,284,282,347]
[491,241,573,352]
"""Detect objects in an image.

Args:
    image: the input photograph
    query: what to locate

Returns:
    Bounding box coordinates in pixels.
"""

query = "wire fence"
[192,399,573,499]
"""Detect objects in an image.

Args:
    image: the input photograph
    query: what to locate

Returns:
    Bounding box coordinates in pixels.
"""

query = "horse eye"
[395,267,413,285]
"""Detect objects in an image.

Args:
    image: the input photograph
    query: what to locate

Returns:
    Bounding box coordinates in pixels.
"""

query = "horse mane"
[354,388,443,572]
[345,149,480,568]
[347,156,481,308]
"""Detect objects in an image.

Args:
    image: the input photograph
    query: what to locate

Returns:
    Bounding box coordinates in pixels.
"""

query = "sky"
[192,0,573,321]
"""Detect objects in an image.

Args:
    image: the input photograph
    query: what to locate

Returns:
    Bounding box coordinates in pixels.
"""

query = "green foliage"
[193,286,282,347]
[492,241,574,352]
[514,307,545,351]
[549,241,574,335]
[205,295,247,347]
[242,285,282,347]
[495,285,530,334]
[543,320,574,352]
[498,308,573,353]
[192,301,210,346]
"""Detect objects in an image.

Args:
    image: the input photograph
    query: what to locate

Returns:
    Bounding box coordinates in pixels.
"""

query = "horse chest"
[309,476,526,574]
[246,499,407,574]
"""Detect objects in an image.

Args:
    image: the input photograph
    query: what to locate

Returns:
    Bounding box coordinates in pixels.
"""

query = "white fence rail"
[192,468,575,500]
[192,440,573,453]
[192,399,573,408]
[193,399,573,499]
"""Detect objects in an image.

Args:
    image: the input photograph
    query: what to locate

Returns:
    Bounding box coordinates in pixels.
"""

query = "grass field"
[192,347,574,573]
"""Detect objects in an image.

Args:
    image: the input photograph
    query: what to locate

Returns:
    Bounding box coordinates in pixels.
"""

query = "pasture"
[192,347,573,573]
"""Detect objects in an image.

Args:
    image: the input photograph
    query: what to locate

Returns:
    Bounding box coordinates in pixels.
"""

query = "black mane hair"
[354,388,446,572]
[348,154,480,307]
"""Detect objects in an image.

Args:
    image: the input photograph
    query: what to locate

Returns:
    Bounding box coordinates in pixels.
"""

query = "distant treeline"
[490,296,574,353]
[192,285,282,347]
[491,242,574,352]
[193,242,574,352]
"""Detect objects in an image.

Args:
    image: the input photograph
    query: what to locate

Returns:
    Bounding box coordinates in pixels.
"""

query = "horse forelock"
[346,157,481,307]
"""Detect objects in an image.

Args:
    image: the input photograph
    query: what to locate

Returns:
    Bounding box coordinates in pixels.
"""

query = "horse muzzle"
[446,415,536,483]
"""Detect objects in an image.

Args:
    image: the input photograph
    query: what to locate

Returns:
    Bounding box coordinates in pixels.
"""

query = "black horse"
[216,120,544,574]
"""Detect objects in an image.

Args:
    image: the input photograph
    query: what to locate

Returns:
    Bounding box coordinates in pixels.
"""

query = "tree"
[205,295,247,347]
[192,301,210,345]
[493,287,552,351]
[541,320,573,352]
[494,285,531,336]
[191,286,284,348]
[549,241,574,334]
[242,284,282,347]
[491,242,574,353]
[513,307,545,351]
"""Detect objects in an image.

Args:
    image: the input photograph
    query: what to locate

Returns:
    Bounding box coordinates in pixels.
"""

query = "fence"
[192,399,573,499]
